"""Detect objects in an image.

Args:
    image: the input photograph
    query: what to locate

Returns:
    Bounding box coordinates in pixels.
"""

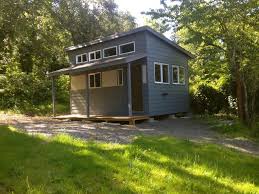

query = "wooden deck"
[87,115,149,125]
[54,115,150,125]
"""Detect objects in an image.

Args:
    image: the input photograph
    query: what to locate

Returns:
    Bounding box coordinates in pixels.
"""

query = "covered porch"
[47,53,149,123]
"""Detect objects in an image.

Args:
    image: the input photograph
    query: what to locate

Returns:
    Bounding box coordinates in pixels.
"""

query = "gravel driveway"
[0,114,258,156]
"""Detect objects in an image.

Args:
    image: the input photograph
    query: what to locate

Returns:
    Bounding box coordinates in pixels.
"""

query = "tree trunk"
[231,45,249,125]
[242,78,249,124]
[248,91,256,128]
[235,68,247,122]
[247,78,257,128]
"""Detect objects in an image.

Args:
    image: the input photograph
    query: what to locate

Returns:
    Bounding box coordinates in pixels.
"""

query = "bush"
[191,84,228,114]
[0,67,69,115]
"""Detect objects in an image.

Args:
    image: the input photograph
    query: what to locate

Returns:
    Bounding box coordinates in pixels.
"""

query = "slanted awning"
[47,53,147,77]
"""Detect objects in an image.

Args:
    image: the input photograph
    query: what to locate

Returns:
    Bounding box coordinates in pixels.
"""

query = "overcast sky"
[115,0,163,26]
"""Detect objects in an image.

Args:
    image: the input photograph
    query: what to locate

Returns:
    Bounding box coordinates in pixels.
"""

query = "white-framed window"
[89,72,101,88]
[119,41,135,55]
[76,53,87,64]
[89,50,102,61]
[172,65,185,85]
[103,46,117,58]
[154,62,169,84]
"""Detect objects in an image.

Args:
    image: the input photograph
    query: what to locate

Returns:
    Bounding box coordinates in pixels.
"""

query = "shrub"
[0,67,69,115]
[191,84,228,114]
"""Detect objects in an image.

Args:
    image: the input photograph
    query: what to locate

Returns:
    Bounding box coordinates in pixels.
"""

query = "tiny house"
[48,26,193,118]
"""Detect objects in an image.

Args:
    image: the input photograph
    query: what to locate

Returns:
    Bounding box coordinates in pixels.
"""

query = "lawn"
[0,125,259,194]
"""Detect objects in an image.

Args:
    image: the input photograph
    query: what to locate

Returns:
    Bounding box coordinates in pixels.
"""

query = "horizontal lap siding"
[70,89,87,115]
[89,87,128,116]
[146,33,189,116]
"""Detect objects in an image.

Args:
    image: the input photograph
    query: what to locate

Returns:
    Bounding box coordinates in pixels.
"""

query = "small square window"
[89,50,102,61]
[172,65,185,85]
[76,53,87,64]
[89,73,101,88]
[77,56,82,63]
[154,63,169,84]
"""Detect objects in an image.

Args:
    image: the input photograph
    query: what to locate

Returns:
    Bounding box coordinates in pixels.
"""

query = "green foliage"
[0,0,136,114]
[0,125,259,193]
[191,84,228,114]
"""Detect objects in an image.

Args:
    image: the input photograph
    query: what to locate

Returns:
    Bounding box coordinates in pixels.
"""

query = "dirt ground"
[0,113,258,156]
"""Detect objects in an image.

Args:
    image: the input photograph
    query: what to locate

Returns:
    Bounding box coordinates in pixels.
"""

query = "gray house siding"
[70,89,87,115]
[145,33,189,116]
[68,31,147,66]
[67,28,190,117]
[86,66,128,116]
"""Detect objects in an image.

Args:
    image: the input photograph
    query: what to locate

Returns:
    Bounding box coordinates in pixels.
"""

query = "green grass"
[196,114,259,142]
[0,126,259,194]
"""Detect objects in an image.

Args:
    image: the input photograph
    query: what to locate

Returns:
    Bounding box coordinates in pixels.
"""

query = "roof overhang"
[47,53,147,77]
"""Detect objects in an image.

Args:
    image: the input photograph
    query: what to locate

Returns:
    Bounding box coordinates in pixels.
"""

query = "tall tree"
[145,0,259,127]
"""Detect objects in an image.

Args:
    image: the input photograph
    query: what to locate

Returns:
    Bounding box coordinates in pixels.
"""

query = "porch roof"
[47,53,147,77]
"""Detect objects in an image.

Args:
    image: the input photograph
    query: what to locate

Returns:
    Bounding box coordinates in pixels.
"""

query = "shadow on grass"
[0,126,258,193]
[132,137,259,182]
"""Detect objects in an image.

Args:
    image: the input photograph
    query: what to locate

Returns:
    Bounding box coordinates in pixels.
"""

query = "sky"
[115,0,163,26]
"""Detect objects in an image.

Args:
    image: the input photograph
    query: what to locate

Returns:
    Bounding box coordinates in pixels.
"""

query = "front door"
[131,64,143,112]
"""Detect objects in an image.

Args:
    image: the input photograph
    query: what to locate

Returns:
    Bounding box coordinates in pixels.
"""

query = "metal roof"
[47,53,147,77]
[65,26,194,59]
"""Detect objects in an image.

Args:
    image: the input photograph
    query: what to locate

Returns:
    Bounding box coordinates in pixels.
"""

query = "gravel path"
[0,113,258,156]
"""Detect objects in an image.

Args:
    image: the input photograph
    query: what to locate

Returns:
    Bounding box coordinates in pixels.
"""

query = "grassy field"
[0,125,259,194]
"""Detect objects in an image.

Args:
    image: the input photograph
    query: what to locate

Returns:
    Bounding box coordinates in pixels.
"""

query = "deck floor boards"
[54,115,150,125]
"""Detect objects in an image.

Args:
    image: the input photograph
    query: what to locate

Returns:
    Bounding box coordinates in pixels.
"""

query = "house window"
[119,42,135,55]
[172,65,185,84]
[89,72,101,88]
[154,63,169,84]
[76,53,87,64]
[103,46,117,58]
[89,50,101,61]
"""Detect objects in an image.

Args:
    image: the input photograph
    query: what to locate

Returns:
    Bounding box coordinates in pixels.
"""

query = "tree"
[0,0,136,113]
[145,0,259,127]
